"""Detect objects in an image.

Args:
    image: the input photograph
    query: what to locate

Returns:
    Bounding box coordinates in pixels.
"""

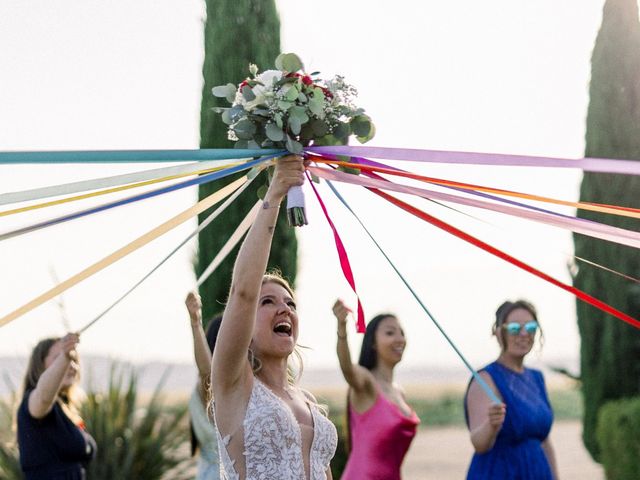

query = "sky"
[0,1,618,375]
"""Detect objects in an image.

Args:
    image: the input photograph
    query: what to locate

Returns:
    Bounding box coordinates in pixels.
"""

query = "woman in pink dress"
[333,300,420,480]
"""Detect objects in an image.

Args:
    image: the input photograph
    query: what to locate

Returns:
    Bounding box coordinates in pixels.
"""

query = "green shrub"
[596,396,640,479]
[82,364,192,480]
[0,375,22,480]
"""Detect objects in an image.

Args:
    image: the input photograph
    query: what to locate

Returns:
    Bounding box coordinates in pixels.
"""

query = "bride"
[210,155,337,480]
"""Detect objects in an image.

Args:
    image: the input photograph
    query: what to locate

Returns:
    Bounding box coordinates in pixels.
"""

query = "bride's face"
[251,282,299,358]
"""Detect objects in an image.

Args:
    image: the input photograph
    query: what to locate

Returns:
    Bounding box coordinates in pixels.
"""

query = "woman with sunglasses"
[463,300,559,480]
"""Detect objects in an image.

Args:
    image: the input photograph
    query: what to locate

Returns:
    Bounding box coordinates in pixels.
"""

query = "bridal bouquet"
[212,52,375,226]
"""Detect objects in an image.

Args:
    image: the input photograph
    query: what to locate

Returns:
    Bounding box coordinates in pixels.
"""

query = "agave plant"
[81,363,193,480]
[0,375,23,480]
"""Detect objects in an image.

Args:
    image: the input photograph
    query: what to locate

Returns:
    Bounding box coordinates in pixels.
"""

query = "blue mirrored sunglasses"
[503,321,538,336]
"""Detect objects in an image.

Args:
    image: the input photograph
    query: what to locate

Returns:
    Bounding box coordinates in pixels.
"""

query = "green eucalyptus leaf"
[278,76,298,86]
[276,53,304,72]
[234,139,249,149]
[350,115,372,137]
[230,105,244,117]
[275,54,285,71]
[308,98,324,116]
[265,123,285,141]
[289,116,302,135]
[312,87,326,101]
[247,140,260,149]
[310,172,321,183]
[300,123,315,141]
[356,121,376,143]
[297,93,308,103]
[286,135,303,154]
[285,85,300,101]
[234,119,256,134]
[333,122,350,139]
[310,119,329,136]
[221,109,232,125]
[277,100,294,111]
[212,83,236,98]
[313,134,339,146]
[234,130,254,140]
[274,113,283,129]
[242,85,256,101]
[289,106,309,124]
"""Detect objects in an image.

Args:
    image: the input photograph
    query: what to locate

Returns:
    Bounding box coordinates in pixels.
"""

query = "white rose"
[235,70,282,110]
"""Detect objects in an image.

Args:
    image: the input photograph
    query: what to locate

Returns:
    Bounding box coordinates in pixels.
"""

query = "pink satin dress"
[341,390,420,480]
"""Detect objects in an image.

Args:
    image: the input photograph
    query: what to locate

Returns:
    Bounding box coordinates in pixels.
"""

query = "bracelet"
[337,331,347,339]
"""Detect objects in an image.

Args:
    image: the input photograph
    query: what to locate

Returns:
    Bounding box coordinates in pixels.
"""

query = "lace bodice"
[214,379,337,480]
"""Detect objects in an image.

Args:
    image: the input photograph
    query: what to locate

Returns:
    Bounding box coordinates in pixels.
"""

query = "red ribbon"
[307,173,366,332]
[372,189,640,330]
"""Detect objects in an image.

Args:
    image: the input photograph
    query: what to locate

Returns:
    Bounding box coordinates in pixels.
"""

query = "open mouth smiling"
[273,322,292,337]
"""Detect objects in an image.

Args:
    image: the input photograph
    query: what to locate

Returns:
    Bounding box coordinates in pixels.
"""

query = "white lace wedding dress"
[214,378,337,480]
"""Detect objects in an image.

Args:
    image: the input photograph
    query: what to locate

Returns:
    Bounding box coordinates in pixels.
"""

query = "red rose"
[302,75,313,86]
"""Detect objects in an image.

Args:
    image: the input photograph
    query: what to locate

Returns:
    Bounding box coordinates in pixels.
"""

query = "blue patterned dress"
[464,362,554,480]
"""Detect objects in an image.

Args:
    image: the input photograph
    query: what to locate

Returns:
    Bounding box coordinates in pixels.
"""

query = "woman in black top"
[17,333,96,479]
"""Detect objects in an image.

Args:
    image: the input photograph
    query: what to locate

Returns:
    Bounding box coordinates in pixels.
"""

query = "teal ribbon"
[0,149,285,164]
[325,179,501,404]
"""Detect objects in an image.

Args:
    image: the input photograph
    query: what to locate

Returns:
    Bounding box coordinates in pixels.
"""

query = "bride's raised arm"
[211,155,305,392]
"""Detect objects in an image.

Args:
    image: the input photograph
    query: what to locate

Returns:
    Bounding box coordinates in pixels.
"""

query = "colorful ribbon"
[325,180,501,404]
[307,172,366,333]
[308,167,640,249]
[0,149,285,164]
[0,163,241,218]
[372,189,640,329]
[306,146,640,175]
[0,176,248,328]
[196,201,262,287]
[0,155,275,241]
[0,159,241,206]
[312,157,640,219]
[77,174,257,333]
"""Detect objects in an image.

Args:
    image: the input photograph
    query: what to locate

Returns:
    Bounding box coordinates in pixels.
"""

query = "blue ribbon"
[0,154,276,241]
[0,149,286,164]
[325,180,501,404]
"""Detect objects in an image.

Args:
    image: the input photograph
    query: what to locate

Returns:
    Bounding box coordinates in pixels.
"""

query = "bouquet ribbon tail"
[286,185,307,227]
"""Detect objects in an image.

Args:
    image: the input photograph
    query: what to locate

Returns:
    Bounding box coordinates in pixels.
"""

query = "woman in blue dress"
[464,300,559,480]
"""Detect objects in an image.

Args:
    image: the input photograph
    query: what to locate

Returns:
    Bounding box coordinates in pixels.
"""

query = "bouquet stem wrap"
[286,185,307,226]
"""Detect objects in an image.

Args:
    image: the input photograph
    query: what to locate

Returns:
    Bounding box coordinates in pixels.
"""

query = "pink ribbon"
[306,172,366,333]
[308,166,640,250]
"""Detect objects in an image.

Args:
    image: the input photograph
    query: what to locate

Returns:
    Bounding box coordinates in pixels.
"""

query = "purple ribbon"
[306,146,640,175]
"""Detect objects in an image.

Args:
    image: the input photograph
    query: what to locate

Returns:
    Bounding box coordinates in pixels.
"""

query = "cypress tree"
[197,1,297,323]
[575,0,640,459]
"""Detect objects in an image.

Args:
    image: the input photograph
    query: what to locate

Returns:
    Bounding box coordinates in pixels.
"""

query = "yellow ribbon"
[0,176,247,327]
[0,162,241,217]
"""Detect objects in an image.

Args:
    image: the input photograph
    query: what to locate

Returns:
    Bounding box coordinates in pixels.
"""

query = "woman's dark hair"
[357,313,396,370]
[22,338,58,395]
[190,314,223,457]
[492,299,544,349]
[345,313,397,453]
